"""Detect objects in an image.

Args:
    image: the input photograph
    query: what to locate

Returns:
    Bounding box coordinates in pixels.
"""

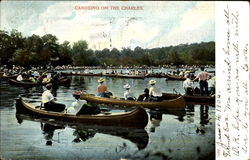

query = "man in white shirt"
[148,80,162,101]
[123,84,136,100]
[42,83,65,112]
[183,75,194,95]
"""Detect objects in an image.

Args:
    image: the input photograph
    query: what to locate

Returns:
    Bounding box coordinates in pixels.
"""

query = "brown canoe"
[0,75,18,80]
[80,93,186,110]
[162,93,215,105]
[9,78,71,87]
[15,98,148,129]
[165,74,198,81]
[116,74,145,79]
[102,73,118,77]
[165,74,186,80]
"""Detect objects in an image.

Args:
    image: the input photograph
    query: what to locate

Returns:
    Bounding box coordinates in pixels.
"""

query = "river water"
[0,71,215,160]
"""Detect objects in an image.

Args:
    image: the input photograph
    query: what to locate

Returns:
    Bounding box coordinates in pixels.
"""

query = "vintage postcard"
[0,1,249,160]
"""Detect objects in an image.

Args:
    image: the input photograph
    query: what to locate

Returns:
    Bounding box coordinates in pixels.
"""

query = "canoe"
[145,73,165,78]
[162,93,215,105]
[0,75,18,80]
[61,72,102,76]
[103,73,118,77]
[80,93,186,110]
[9,78,71,87]
[16,114,149,150]
[165,74,186,80]
[165,74,198,81]
[116,74,145,79]
[15,98,148,129]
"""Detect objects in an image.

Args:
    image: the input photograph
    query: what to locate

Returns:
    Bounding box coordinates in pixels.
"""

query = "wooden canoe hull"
[15,98,148,129]
[165,74,186,80]
[162,93,215,105]
[80,94,186,110]
[9,78,71,87]
[0,75,17,79]
[165,74,198,81]
[103,74,118,77]
[116,74,145,79]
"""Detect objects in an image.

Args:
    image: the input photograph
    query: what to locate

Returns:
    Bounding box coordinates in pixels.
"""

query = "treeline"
[0,29,215,68]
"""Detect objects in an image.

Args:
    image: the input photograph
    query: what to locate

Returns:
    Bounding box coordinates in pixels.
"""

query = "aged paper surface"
[216,2,249,160]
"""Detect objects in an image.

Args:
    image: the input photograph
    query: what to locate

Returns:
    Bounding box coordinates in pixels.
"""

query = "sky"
[0,1,215,50]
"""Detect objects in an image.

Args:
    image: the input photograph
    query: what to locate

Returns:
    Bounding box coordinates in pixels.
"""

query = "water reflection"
[149,109,187,133]
[149,110,162,133]
[72,128,96,143]
[16,114,149,150]
[200,105,209,126]
[41,123,65,146]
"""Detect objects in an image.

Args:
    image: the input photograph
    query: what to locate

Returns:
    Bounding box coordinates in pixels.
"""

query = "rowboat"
[9,78,71,87]
[165,74,186,80]
[165,74,198,81]
[15,98,148,129]
[0,75,18,80]
[162,93,215,105]
[116,74,145,79]
[80,93,186,110]
[145,73,166,78]
[16,114,149,150]
[102,73,118,77]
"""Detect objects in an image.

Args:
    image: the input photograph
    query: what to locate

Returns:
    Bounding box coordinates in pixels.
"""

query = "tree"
[72,40,89,65]
[0,30,13,65]
[10,29,25,49]
[11,49,32,68]
[41,34,59,66]
[58,41,73,65]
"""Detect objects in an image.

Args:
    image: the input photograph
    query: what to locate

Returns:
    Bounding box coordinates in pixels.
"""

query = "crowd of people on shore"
[0,64,214,72]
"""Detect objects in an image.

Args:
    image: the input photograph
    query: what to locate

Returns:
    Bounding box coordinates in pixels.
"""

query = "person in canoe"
[67,91,101,115]
[42,74,51,83]
[123,84,136,101]
[42,83,66,112]
[66,91,87,115]
[16,73,23,81]
[137,88,149,101]
[208,76,215,96]
[192,67,212,96]
[28,75,37,83]
[148,80,163,101]
[183,74,194,95]
[97,78,111,98]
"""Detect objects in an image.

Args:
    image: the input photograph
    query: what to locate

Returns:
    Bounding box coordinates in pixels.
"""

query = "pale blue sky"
[1,1,215,50]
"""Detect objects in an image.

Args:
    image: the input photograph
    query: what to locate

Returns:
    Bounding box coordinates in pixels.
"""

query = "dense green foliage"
[0,29,215,68]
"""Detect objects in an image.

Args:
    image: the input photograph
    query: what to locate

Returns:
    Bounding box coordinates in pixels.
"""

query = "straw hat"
[45,83,52,89]
[98,78,105,83]
[124,84,131,89]
[149,80,156,85]
[184,70,191,74]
